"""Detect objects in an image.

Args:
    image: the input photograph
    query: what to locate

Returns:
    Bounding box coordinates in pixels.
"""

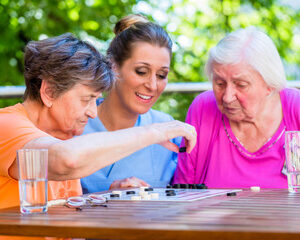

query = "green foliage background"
[0,0,299,121]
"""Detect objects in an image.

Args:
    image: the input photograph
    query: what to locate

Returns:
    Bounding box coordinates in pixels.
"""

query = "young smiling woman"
[80,14,180,193]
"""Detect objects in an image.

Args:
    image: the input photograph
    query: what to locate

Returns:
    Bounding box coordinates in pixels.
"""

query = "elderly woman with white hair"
[173,26,300,188]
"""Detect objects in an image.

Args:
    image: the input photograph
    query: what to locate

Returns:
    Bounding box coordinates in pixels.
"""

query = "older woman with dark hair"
[0,33,196,211]
[174,26,300,188]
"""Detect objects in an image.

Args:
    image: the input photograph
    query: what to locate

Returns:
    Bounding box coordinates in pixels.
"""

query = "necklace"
[222,116,286,158]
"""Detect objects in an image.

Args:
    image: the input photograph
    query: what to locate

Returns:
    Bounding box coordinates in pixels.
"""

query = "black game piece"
[179,147,187,153]
[166,184,172,188]
[165,189,175,194]
[126,191,135,195]
[172,184,181,189]
[166,192,176,196]
[180,184,189,189]
[145,187,154,192]
[196,184,207,189]
[110,194,120,198]
[226,192,237,197]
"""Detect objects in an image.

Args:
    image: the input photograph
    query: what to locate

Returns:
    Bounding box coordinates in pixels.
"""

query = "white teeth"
[136,93,151,100]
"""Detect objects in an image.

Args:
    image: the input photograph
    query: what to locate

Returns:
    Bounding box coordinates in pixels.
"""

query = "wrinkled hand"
[149,120,197,153]
[109,176,150,189]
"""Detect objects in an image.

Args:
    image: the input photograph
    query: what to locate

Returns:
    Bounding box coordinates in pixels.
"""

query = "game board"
[101,188,242,202]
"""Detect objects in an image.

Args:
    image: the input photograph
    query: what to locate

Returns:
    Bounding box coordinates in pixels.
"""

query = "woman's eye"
[236,82,248,89]
[157,74,167,80]
[81,98,90,103]
[135,70,146,75]
[216,82,224,87]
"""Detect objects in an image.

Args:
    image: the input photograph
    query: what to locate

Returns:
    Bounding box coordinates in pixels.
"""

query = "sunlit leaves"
[152,0,300,120]
[68,8,80,21]
[0,0,299,120]
[82,20,99,30]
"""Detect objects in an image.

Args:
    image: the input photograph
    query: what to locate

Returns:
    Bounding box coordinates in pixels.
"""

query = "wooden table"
[0,189,300,239]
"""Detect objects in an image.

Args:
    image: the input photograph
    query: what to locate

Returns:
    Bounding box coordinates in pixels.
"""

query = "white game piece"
[142,195,152,200]
[131,196,142,200]
[150,193,159,199]
[139,186,147,191]
[112,190,122,195]
[250,186,260,192]
[139,191,149,196]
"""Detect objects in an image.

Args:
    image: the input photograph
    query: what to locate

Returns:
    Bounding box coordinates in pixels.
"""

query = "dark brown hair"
[24,33,114,103]
[107,14,172,67]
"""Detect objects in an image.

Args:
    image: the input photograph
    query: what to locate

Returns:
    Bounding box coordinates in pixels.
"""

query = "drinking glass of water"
[285,131,300,193]
[17,149,48,213]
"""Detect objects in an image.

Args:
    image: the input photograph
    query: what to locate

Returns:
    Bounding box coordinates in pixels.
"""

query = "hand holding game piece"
[149,120,197,153]
[179,147,186,153]
[109,176,150,189]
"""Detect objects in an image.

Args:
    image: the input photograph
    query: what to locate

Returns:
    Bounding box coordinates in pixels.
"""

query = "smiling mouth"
[135,92,153,100]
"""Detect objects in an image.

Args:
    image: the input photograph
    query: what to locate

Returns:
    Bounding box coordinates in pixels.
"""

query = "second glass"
[285,131,300,193]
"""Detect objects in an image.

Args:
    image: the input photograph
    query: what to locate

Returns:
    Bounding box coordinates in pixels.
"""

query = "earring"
[45,102,52,108]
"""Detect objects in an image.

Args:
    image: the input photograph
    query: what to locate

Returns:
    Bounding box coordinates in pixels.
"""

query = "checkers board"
[101,188,242,202]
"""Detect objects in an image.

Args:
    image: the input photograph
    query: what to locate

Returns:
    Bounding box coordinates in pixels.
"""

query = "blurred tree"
[149,0,300,120]
[0,0,137,107]
[0,0,299,120]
